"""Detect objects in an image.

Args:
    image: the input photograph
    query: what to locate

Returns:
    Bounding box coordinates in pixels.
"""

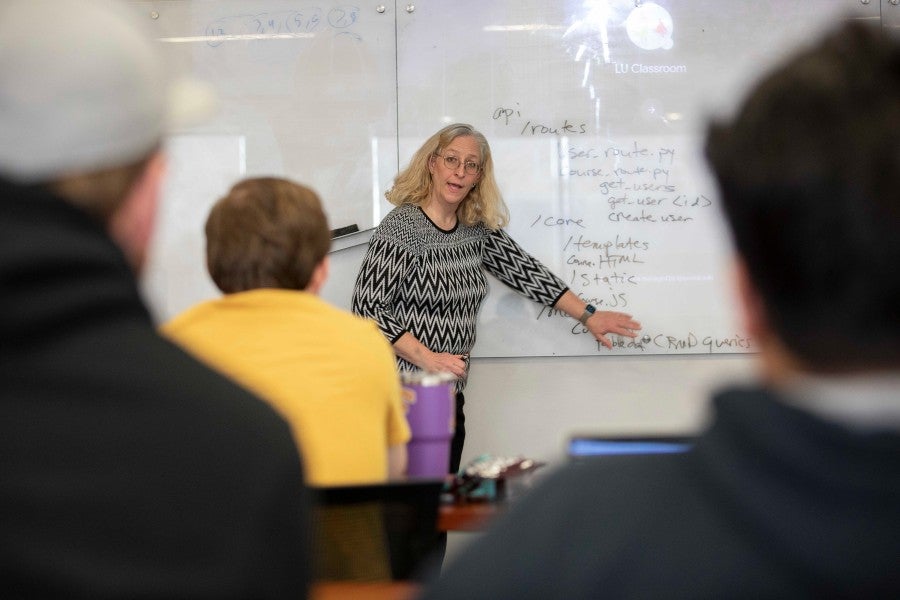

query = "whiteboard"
[395,0,867,357]
[136,0,873,352]
[137,0,398,320]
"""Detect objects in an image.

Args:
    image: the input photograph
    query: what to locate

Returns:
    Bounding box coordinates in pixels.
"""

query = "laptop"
[567,434,694,459]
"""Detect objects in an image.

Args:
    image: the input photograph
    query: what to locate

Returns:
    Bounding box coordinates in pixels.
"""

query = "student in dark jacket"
[0,1,310,597]
[420,21,900,600]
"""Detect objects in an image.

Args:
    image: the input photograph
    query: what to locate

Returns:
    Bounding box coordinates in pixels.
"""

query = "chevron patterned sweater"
[352,204,567,390]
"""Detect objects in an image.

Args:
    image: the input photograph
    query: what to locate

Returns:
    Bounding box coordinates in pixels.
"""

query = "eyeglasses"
[435,153,481,175]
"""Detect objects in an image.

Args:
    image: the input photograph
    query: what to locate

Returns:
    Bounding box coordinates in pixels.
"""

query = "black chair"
[311,479,445,582]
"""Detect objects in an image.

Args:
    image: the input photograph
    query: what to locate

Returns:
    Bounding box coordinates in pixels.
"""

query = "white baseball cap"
[0,0,215,183]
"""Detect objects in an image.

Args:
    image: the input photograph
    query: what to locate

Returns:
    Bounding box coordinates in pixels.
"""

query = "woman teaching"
[352,123,642,473]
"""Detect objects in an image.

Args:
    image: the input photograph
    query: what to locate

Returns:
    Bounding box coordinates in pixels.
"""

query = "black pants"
[449,391,465,474]
[429,391,466,575]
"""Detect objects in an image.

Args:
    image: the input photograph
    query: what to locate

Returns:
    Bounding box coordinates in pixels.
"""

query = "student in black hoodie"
[421,20,900,600]
[0,1,309,598]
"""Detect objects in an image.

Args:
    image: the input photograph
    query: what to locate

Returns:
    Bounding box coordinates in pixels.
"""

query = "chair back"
[311,479,444,581]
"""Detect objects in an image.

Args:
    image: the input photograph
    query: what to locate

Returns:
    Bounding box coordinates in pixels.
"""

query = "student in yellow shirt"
[164,177,410,486]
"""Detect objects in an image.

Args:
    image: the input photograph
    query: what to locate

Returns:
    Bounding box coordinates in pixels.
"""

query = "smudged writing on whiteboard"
[204,7,360,47]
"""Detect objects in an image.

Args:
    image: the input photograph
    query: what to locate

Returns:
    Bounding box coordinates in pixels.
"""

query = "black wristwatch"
[579,303,596,325]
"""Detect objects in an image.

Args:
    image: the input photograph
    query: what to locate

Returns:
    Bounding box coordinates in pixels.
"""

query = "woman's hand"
[586,310,642,349]
[394,332,468,378]
[553,290,642,350]
[420,351,468,379]
[555,290,641,349]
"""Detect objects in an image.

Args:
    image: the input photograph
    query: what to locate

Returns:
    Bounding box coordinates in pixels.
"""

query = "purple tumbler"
[401,371,456,478]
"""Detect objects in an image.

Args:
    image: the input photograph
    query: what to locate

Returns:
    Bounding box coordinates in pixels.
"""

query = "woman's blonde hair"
[385,123,509,230]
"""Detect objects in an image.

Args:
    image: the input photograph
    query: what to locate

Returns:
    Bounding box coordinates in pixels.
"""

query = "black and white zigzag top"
[352,203,567,390]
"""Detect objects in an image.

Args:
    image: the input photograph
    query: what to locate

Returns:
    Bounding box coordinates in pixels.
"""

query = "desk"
[437,501,503,532]
[311,581,420,600]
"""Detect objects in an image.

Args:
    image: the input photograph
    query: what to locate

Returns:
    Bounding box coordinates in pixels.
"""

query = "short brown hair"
[48,151,156,222]
[205,177,331,293]
[705,22,900,370]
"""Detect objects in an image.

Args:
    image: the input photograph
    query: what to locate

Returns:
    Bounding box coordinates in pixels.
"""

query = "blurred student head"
[205,177,332,294]
[0,0,212,272]
[705,21,900,375]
